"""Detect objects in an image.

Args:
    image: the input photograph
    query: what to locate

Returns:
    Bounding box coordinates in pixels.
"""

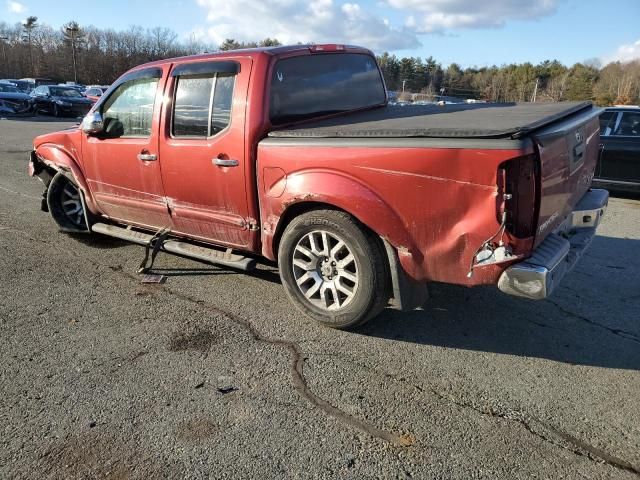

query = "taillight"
[498,154,539,238]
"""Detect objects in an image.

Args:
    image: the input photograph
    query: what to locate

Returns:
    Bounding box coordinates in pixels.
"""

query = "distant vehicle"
[59,83,86,94]
[0,83,32,114]
[20,78,56,88]
[594,107,640,193]
[84,86,109,102]
[30,85,93,117]
[0,79,33,94]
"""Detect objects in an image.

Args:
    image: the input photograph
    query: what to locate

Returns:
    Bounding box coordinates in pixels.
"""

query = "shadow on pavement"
[148,265,281,284]
[69,233,130,249]
[358,235,640,371]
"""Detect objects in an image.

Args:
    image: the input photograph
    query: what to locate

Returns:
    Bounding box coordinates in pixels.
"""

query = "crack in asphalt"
[548,299,640,346]
[0,222,414,448]
[428,389,640,477]
[310,351,640,477]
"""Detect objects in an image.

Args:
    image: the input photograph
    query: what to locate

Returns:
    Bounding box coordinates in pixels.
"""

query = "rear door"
[158,58,252,248]
[599,110,640,183]
[532,107,601,245]
[82,67,171,229]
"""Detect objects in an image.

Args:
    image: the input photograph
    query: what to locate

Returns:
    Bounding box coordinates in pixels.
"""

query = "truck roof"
[132,44,373,70]
[269,101,594,139]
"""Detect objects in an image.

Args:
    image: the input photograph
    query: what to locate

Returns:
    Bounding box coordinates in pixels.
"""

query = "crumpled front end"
[0,97,32,114]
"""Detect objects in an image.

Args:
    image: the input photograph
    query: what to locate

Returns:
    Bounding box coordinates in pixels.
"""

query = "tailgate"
[532,106,601,247]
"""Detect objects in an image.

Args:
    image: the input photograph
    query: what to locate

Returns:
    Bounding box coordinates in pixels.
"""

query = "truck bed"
[268,101,593,139]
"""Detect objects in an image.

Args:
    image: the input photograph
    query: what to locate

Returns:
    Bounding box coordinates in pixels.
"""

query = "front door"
[158,59,252,248]
[82,67,171,229]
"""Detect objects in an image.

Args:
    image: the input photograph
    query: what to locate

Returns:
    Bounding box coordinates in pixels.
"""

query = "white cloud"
[385,0,559,33]
[603,39,640,64]
[194,0,562,52]
[195,0,420,51]
[6,0,26,13]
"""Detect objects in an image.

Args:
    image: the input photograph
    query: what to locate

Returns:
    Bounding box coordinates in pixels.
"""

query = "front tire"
[47,172,88,232]
[278,209,389,329]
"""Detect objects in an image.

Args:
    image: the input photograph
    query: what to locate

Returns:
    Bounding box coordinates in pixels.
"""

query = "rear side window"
[269,53,386,125]
[172,72,235,138]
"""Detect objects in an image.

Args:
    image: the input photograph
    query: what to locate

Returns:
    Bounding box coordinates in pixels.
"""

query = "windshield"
[50,87,83,98]
[0,85,19,93]
[269,53,386,125]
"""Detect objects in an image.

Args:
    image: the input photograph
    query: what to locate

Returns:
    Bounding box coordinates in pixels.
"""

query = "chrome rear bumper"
[498,189,609,300]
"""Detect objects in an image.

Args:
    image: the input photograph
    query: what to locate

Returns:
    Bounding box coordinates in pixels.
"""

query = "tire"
[278,209,389,329]
[46,172,88,232]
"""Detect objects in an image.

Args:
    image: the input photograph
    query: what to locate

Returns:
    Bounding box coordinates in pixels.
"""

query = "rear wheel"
[47,172,88,232]
[278,210,389,329]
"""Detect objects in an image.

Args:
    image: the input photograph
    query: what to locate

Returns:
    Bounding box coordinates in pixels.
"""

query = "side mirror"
[81,111,104,134]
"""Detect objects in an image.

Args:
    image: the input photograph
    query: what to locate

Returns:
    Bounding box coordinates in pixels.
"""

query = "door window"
[611,111,640,137]
[598,111,616,136]
[211,74,234,135]
[171,72,235,138]
[101,78,159,138]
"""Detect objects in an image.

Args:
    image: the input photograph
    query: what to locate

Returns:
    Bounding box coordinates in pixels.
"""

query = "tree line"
[1,18,638,105]
[379,53,640,105]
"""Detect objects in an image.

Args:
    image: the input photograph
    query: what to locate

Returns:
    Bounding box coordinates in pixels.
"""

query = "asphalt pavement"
[1,117,639,479]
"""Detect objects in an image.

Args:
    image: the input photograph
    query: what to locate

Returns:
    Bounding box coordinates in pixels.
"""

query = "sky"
[2,0,639,67]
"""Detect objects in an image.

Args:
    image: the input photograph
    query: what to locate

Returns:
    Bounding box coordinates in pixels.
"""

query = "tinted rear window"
[269,53,385,125]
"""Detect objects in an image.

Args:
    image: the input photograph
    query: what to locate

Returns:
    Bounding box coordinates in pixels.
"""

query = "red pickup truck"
[28,44,608,329]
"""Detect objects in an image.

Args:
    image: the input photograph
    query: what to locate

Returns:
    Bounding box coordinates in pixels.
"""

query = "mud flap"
[382,239,429,311]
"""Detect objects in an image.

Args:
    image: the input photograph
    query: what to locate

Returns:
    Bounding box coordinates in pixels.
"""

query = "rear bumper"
[497,188,609,300]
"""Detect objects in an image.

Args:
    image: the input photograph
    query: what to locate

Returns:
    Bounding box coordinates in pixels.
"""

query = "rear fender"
[33,144,99,215]
[260,169,424,277]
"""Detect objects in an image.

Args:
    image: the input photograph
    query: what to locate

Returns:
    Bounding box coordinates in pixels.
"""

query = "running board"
[91,223,256,271]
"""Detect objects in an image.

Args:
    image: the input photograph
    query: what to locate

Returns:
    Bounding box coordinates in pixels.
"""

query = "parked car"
[20,77,56,88]
[1,79,35,94]
[84,85,109,102]
[27,44,608,329]
[59,83,86,94]
[30,85,93,117]
[0,83,33,114]
[594,106,640,193]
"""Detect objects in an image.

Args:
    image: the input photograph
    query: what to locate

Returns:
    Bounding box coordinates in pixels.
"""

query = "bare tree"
[22,16,38,76]
[63,21,82,83]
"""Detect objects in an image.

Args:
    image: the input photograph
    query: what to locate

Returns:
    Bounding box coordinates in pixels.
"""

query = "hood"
[33,127,81,152]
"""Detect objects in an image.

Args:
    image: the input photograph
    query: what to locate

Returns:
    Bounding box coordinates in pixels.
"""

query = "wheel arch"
[260,170,420,265]
[33,144,99,215]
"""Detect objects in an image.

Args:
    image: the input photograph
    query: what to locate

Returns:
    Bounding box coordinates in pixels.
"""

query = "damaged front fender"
[29,145,99,215]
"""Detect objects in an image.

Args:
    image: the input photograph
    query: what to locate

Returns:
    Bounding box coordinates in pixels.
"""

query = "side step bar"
[91,223,256,271]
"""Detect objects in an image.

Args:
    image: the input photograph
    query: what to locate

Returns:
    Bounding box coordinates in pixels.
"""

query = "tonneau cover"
[269,101,593,139]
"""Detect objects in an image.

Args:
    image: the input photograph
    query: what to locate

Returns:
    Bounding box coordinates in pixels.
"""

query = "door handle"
[214,158,239,167]
[137,153,157,162]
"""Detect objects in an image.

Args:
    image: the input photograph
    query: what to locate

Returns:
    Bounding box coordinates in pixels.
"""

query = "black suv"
[595,107,640,193]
